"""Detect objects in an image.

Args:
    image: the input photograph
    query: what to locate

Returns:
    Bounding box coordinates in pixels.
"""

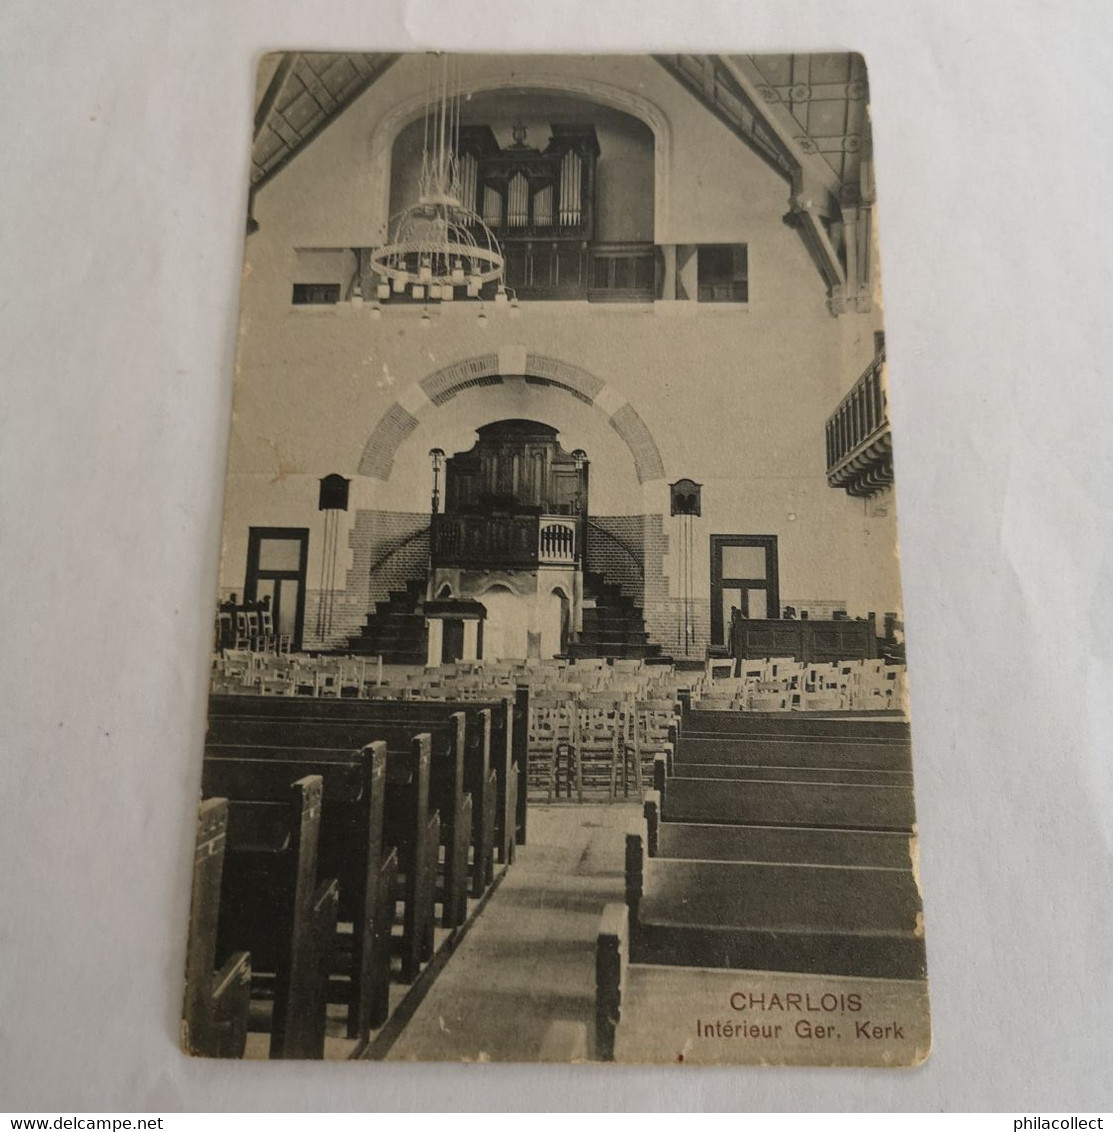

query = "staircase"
[350,570,660,664]
[348,578,427,664]
[567,571,661,661]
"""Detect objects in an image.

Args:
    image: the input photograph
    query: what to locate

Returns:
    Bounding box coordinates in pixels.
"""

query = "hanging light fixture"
[369,55,505,308]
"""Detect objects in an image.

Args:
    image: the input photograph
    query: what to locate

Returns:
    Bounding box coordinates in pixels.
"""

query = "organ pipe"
[457,152,478,213]
[508,173,529,227]
[560,150,582,226]
[483,186,502,227]
[533,185,553,227]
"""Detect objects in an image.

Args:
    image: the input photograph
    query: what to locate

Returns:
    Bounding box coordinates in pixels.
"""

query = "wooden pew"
[209,687,528,867]
[679,702,910,742]
[641,790,914,869]
[595,903,930,1066]
[207,731,440,986]
[181,797,252,1058]
[653,764,917,833]
[202,745,398,1042]
[624,832,926,980]
[383,736,441,984]
[207,713,473,930]
[406,689,529,859]
[673,736,912,772]
[215,775,339,1058]
[660,762,913,786]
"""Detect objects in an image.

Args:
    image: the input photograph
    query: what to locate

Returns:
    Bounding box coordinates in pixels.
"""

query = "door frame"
[709,534,779,646]
[244,527,310,651]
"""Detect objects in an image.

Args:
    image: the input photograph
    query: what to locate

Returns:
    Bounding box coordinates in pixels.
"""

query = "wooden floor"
[385,803,635,1063]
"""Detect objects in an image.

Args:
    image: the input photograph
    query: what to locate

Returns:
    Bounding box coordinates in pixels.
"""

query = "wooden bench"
[624,832,926,980]
[201,744,397,1043]
[658,761,913,787]
[679,702,910,741]
[181,797,252,1058]
[673,735,912,772]
[595,903,930,1066]
[206,730,440,987]
[207,711,477,927]
[641,790,914,869]
[406,689,529,855]
[209,688,527,869]
[653,765,917,833]
[214,775,339,1058]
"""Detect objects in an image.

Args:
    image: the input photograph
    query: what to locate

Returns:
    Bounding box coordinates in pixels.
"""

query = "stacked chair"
[695,656,907,713]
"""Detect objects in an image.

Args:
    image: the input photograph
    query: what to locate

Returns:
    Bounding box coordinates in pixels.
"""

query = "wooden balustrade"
[432,514,582,569]
[825,348,893,497]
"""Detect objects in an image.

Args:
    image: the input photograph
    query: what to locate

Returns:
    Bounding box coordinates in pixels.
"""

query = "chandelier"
[370,56,509,313]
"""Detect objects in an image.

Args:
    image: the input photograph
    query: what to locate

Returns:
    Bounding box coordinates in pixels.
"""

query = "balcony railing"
[538,518,578,565]
[504,241,657,303]
[432,514,582,569]
[826,349,893,497]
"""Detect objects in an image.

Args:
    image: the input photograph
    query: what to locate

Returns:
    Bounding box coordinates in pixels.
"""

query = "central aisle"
[385,803,635,1062]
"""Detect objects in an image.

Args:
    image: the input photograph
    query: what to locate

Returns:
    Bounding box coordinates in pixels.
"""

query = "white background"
[2,0,1112,1113]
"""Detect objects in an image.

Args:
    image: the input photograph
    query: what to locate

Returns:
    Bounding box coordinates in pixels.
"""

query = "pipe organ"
[456,124,603,299]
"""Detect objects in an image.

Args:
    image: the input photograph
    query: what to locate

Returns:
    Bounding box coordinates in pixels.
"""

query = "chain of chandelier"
[368,55,516,320]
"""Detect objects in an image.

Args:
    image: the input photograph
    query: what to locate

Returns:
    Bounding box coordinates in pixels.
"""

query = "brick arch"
[356,352,666,485]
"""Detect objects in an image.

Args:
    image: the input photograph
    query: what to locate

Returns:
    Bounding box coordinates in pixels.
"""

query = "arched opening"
[388,91,656,302]
[548,585,572,656]
[477,584,525,662]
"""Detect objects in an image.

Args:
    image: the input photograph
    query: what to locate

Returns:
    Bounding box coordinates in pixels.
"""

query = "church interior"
[186,51,927,1064]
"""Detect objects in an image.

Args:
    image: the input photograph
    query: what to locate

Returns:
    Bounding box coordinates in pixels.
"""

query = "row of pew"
[183,689,528,1059]
[596,705,927,1061]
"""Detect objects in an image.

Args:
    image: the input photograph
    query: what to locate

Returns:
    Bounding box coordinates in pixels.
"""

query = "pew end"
[182,797,252,1058]
[652,753,668,795]
[595,902,630,1062]
[623,833,646,929]
[642,790,661,857]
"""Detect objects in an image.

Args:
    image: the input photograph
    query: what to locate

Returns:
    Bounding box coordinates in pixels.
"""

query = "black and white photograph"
[5,0,1113,1114]
[185,50,929,1065]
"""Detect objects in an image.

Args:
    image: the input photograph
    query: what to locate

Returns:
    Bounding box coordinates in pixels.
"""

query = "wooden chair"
[529,693,578,802]
[626,698,679,794]
[575,694,624,802]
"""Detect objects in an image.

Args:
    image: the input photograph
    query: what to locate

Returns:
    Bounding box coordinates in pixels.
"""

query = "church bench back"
[215,775,339,1058]
[641,790,915,869]
[654,758,912,789]
[681,706,910,742]
[207,712,478,924]
[209,687,529,858]
[673,734,912,771]
[657,772,917,832]
[182,797,251,1058]
[201,745,395,1041]
[624,833,926,981]
[205,732,437,987]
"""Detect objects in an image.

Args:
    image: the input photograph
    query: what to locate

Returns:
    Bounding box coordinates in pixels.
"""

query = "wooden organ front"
[432,420,588,570]
[456,124,656,302]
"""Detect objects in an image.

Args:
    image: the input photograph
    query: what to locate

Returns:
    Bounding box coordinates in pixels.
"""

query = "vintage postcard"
[182,50,929,1066]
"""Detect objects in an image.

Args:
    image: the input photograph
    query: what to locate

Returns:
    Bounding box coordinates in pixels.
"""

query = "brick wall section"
[302,509,430,650]
[357,403,421,479]
[586,515,646,605]
[640,513,677,651]
[646,597,712,659]
[348,509,430,606]
[587,513,674,652]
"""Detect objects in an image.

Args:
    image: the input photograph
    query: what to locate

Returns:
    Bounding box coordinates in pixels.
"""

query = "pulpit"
[429,420,588,661]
